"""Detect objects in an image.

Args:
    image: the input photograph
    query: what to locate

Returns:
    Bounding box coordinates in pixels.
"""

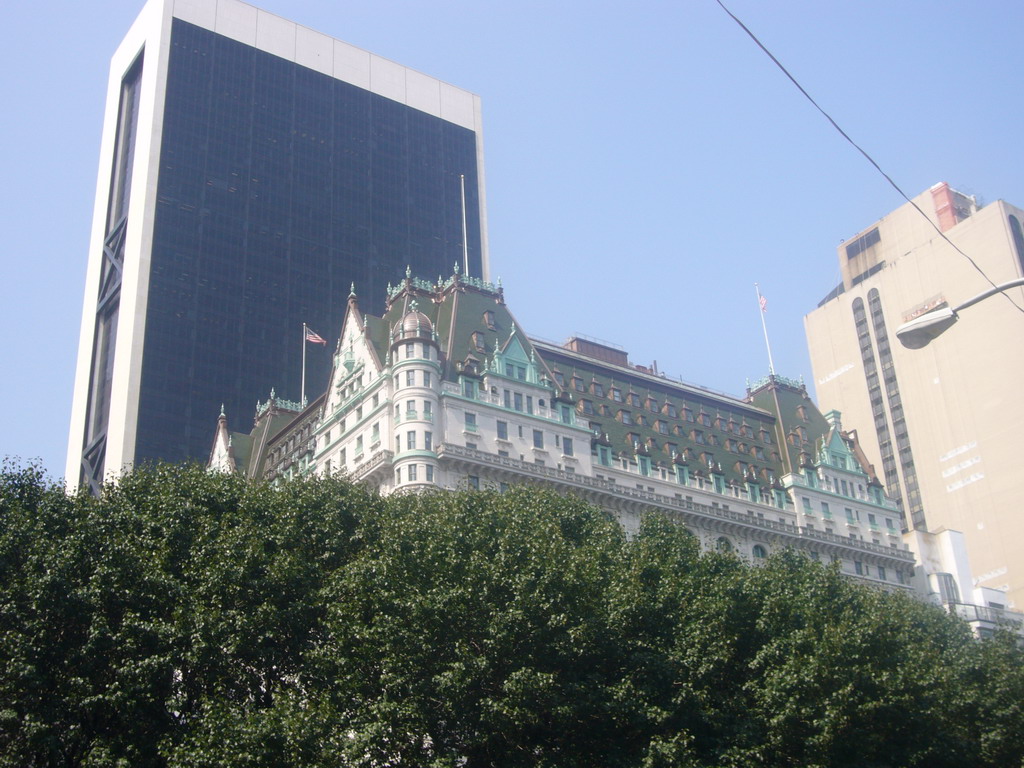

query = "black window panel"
[135,20,482,463]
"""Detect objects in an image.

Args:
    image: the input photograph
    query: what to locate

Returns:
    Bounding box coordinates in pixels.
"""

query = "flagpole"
[755,283,776,376]
[301,322,307,407]
[460,173,469,277]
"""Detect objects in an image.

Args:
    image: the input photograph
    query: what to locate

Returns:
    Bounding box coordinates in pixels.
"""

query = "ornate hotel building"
[210,271,1022,634]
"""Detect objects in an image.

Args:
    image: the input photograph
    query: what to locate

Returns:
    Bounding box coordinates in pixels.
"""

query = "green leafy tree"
[1,462,1022,767]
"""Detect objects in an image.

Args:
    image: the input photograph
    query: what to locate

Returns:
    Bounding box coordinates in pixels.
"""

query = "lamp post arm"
[953,277,1024,313]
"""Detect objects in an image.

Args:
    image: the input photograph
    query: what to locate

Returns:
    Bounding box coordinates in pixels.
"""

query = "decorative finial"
[387,281,392,293]
[406,265,412,279]
[219,403,225,418]
[409,299,419,312]
[349,282,357,298]
[270,387,276,399]
[497,276,502,287]
[453,261,461,275]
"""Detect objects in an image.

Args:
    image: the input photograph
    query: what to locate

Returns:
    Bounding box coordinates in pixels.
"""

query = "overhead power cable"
[715,0,1024,316]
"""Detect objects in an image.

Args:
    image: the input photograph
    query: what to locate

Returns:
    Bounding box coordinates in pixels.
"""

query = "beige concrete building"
[805,183,1024,608]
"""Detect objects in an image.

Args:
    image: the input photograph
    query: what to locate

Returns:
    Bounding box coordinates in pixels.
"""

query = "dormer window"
[628,392,641,407]
[572,377,584,392]
[647,398,659,412]
[472,332,485,352]
[610,387,622,402]
[663,402,678,418]
[483,310,496,329]
[619,410,634,425]
[592,382,605,397]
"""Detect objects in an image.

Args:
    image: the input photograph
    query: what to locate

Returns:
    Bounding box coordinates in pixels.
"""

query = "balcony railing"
[437,444,914,562]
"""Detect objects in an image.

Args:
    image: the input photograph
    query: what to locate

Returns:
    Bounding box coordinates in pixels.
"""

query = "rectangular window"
[424,371,432,388]
[503,389,511,408]
[426,465,434,482]
[395,468,401,483]
[846,508,855,523]
[513,393,523,412]
[407,431,416,450]
[854,561,864,575]
[355,436,363,455]
[563,437,574,456]
[468,475,480,490]
[517,366,526,380]
[339,448,346,466]
[406,371,415,386]
[408,464,418,481]
[505,363,514,377]
[878,566,886,581]
[821,502,830,517]
[802,497,812,512]
[371,423,379,443]
[526,396,534,414]
[424,432,432,451]
[423,401,432,419]
[496,420,508,440]
[405,342,414,358]
[465,412,477,431]
[560,404,572,423]
[462,378,475,397]
[407,400,416,415]
[533,429,544,449]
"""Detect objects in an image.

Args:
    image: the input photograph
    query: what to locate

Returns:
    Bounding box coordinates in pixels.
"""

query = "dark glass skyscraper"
[68,0,487,491]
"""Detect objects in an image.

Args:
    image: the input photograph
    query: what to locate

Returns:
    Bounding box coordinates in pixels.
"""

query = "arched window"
[716,536,733,553]
[1010,215,1024,276]
[752,544,767,560]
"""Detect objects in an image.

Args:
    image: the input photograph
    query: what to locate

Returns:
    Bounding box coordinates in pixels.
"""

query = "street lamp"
[895,277,1024,349]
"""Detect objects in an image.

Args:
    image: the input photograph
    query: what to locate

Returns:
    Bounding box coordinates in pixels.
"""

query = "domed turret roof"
[391,301,434,343]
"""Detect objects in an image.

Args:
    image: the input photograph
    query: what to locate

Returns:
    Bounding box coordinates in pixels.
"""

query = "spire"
[349,282,357,299]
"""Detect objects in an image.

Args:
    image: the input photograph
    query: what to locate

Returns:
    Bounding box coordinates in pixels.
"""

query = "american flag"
[304,326,327,345]
[759,294,768,312]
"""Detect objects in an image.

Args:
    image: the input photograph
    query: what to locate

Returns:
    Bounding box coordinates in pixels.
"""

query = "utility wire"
[715,0,1024,316]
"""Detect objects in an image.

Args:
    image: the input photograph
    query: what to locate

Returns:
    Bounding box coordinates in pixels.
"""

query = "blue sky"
[2,0,1022,479]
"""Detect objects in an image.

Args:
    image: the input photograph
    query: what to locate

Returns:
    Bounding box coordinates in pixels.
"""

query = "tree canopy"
[1,462,1021,767]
